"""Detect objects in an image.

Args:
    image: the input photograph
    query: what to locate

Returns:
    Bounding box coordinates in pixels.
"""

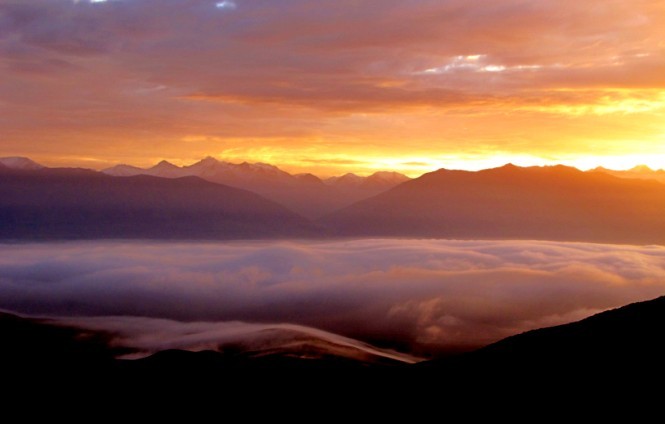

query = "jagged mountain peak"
[152,159,179,168]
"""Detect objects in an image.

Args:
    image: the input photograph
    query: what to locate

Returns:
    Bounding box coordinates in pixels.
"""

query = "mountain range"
[0,166,316,240]
[321,163,665,244]
[591,164,665,184]
[102,157,410,219]
[1,157,664,244]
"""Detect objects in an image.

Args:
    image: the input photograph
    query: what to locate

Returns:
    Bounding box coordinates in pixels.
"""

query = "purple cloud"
[1,1,663,168]
[1,239,663,355]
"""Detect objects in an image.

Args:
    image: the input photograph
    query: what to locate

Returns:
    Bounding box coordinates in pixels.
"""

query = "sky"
[2,239,664,355]
[1,0,664,176]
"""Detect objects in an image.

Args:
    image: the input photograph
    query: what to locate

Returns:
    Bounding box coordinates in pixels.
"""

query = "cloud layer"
[1,239,664,356]
[1,1,664,173]
[67,317,422,363]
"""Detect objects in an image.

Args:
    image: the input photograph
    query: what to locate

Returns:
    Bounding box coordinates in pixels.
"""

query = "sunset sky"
[1,0,664,176]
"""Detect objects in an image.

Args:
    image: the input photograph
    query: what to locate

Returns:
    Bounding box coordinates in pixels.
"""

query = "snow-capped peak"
[0,156,45,170]
[102,164,145,177]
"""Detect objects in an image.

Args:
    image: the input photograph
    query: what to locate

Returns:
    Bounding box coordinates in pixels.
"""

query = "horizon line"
[2,155,664,180]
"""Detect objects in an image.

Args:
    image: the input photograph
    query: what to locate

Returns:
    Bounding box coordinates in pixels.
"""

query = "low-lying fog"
[2,239,664,356]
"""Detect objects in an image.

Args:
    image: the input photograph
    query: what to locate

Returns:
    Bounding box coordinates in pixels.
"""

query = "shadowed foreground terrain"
[422,295,665,379]
[3,295,665,391]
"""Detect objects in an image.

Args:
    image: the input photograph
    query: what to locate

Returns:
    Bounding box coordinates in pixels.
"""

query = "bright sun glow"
[4,0,665,177]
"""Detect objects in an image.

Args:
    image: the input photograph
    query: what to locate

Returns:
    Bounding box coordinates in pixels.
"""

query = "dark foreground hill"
[0,168,318,239]
[3,295,665,390]
[320,164,665,244]
[421,295,665,379]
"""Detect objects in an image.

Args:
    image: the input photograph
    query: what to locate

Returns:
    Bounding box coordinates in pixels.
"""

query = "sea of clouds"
[1,239,664,356]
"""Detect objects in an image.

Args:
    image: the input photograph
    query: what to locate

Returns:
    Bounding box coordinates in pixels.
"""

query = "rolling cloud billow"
[1,239,664,356]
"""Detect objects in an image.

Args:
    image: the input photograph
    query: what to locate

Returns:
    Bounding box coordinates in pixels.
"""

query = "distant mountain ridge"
[0,167,317,240]
[102,157,410,218]
[591,165,665,184]
[320,164,665,245]
[0,156,44,171]
[4,156,665,244]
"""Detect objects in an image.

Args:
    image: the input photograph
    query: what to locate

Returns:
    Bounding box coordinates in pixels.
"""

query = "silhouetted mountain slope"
[321,164,665,244]
[0,312,121,381]
[0,168,318,239]
[423,295,665,379]
[4,294,665,396]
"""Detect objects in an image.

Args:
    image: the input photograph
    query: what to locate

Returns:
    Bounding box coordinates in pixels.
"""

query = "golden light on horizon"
[1,0,664,176]
[33,136,665,178]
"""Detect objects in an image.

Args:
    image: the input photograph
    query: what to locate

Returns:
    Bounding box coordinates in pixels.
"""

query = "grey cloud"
[1,239,664,355]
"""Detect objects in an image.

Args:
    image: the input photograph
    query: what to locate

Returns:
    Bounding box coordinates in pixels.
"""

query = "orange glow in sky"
[1,0,664,176]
